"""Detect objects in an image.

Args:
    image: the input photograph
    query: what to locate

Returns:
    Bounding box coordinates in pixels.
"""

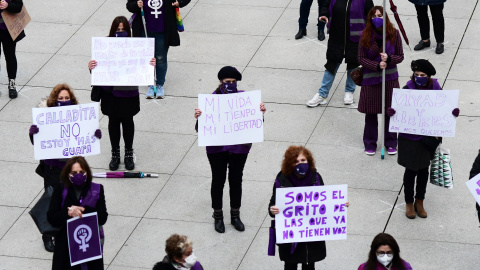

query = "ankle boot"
[318,29,325,41]
[212,211,225,233]
[230,210,245,231]
[295,29,306,40]
[405,203,416,219]
[109,148,120,171]
[8,78,17,99]
[414,199,427,218]
[42,235,55,252]
[124,148,135,170]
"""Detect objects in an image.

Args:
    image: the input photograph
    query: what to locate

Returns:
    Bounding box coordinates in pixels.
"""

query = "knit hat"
[411,59,436,77]
[218,66,242,81]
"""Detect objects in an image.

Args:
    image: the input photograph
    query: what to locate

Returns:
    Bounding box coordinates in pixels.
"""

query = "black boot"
[8,79,17,99]
[212,211,225,233]
[295,29,306,40]
[414,39,431,51]
[231,210,245,232]
[124,148,135,170]
[318,29,325,41]
[109,148,120,171]
[42,235,54,252]
[435,43,444,54]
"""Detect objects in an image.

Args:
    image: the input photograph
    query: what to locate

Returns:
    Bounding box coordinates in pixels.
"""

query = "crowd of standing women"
[16,0,478,269]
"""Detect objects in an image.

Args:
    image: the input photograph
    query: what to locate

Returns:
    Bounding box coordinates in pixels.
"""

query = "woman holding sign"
[358,233,412,270]
[89,16,156,171]
[29,84,102,252]
[357,6,404,156]
[47,156,108,270]
[194,66,266,233]
[387,59,459,219]
[0,0,26,99]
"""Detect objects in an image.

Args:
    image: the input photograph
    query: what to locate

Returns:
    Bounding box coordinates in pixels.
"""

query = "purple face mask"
[222,82,237,93]
[295,163,309,176]
[414,75,428,86]
[69,173,87,187]
[115,31,129,38]
[372,17,383,28]
[57,100,72,106]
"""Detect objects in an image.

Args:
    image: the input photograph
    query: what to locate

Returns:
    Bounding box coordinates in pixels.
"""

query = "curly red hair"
[360,6,397,50]
[46,83,78,107]
[281,146,316,176]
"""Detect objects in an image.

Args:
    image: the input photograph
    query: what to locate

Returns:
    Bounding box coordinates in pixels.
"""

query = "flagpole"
[381,0,386,160]
[141,6,158,96]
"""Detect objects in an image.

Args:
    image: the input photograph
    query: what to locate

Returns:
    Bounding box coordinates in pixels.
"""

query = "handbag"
[350,66,364,86]
[28,186,61,235]
[35,160,45,178]
[91,86,101,102]
[175,7,184,32]
[429,144,453,189]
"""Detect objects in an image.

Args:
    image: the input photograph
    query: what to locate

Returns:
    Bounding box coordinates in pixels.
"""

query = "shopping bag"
[430,144,453,189]
[176,8,184,32]
[28,186,61,235]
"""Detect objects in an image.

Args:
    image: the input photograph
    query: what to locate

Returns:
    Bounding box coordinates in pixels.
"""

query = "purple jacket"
[327,0,366,42]
[358,261,412,270]
[399,78,441,140]
[205,89,252,155]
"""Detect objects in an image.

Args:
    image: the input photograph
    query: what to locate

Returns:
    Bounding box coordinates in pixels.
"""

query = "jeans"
[142,31,169,86]
[403,167,429,204]
[207,151,248,210]
[363,114,397,151]
[414,4,444,43]
[318,63,356,98]
[299,0,326,31]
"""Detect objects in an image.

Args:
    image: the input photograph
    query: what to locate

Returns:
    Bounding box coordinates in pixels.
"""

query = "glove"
[29,125,39,135]
[94,129,102,139]
[387,108,396,117]
[452,108,459,117]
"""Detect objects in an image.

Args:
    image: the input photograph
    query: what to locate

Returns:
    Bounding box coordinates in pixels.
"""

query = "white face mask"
[183,253,197,268]
[377,254,393,267]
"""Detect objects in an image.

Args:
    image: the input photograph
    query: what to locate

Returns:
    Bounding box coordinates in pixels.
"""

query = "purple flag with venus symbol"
[67,212,102,266]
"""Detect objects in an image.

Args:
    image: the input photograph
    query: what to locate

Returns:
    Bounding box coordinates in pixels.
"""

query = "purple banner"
[67,212,102,266]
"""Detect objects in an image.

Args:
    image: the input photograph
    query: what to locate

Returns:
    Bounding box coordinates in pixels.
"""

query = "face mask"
[414,75,428,86]
[372,17,383,28]
[57,100,72,106]
[222,82,237,93]
[295,163,309,176]
[115,31,128,38]
[183,253,197,268]
[377,254,393,267]
[69,173,87,187]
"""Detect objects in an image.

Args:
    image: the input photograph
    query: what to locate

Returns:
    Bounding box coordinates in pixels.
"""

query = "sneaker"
[344,92,354,105]
[146,86,155,99]
[365,150,375,156]
[306,93,327,107]
[155,84,164,99]
[387,147,397,155]
[8,79,17,99]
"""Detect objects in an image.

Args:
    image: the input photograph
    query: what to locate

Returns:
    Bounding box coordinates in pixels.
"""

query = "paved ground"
[1,0,479,269]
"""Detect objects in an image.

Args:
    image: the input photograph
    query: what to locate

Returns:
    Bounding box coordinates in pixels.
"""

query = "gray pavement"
[0,0,479,269]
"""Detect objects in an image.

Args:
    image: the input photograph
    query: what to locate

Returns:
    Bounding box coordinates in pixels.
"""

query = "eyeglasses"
[376,251,393,257]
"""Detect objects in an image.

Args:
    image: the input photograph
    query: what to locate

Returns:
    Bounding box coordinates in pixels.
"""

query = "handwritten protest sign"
[2,5,30,40]
[91,37,154,86]
[197,90,264,146]
[31,103,101,160]
[389,88,459,137]
[67,212,102,266]
[466,173,480,205]
[275,184,348,243]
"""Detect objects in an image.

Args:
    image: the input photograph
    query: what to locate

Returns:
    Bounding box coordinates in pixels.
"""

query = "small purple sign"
[67,212,102,266]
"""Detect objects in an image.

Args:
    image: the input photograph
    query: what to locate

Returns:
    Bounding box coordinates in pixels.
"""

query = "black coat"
[320,0,373,72]
[126,0,190,48]
[268,171,327,264]
[2,0,26,42]
[470,151,480,223]
[47,182,108,270]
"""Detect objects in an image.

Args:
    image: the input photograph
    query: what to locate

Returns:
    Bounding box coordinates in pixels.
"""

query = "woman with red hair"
[357,6,404,156]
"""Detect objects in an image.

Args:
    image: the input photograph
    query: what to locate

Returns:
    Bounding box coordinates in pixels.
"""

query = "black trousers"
[285,262,315,270]
[403,167,429,204]
[0,29,17,79]
[414,4,444,43]
[207,151,248,210]
[108,115,135,149]
[299,0,326,30]
[43,165,62,190]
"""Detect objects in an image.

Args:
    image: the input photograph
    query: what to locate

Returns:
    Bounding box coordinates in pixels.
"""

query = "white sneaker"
[306,93,327,107]
[344,92,354,105]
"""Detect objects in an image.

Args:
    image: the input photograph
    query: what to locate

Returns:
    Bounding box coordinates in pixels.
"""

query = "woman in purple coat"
[357,6,403,156]
[194,66,266,233]
[358,233,412,270]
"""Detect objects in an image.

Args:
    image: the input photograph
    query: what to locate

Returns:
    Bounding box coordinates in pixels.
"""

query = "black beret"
[218,66,242,81]
[411,59,436,77]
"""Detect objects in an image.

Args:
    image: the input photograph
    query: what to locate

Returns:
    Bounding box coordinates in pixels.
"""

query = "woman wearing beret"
[357,6,403,156]
[194,66,266,233]
[387,59,459,219]
[409,0,446,54]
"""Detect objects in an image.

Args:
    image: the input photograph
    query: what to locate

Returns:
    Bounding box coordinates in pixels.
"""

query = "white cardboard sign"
[466,173,480,205]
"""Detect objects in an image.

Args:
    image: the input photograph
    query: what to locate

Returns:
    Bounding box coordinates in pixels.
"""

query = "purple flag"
[67,212,103,266]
